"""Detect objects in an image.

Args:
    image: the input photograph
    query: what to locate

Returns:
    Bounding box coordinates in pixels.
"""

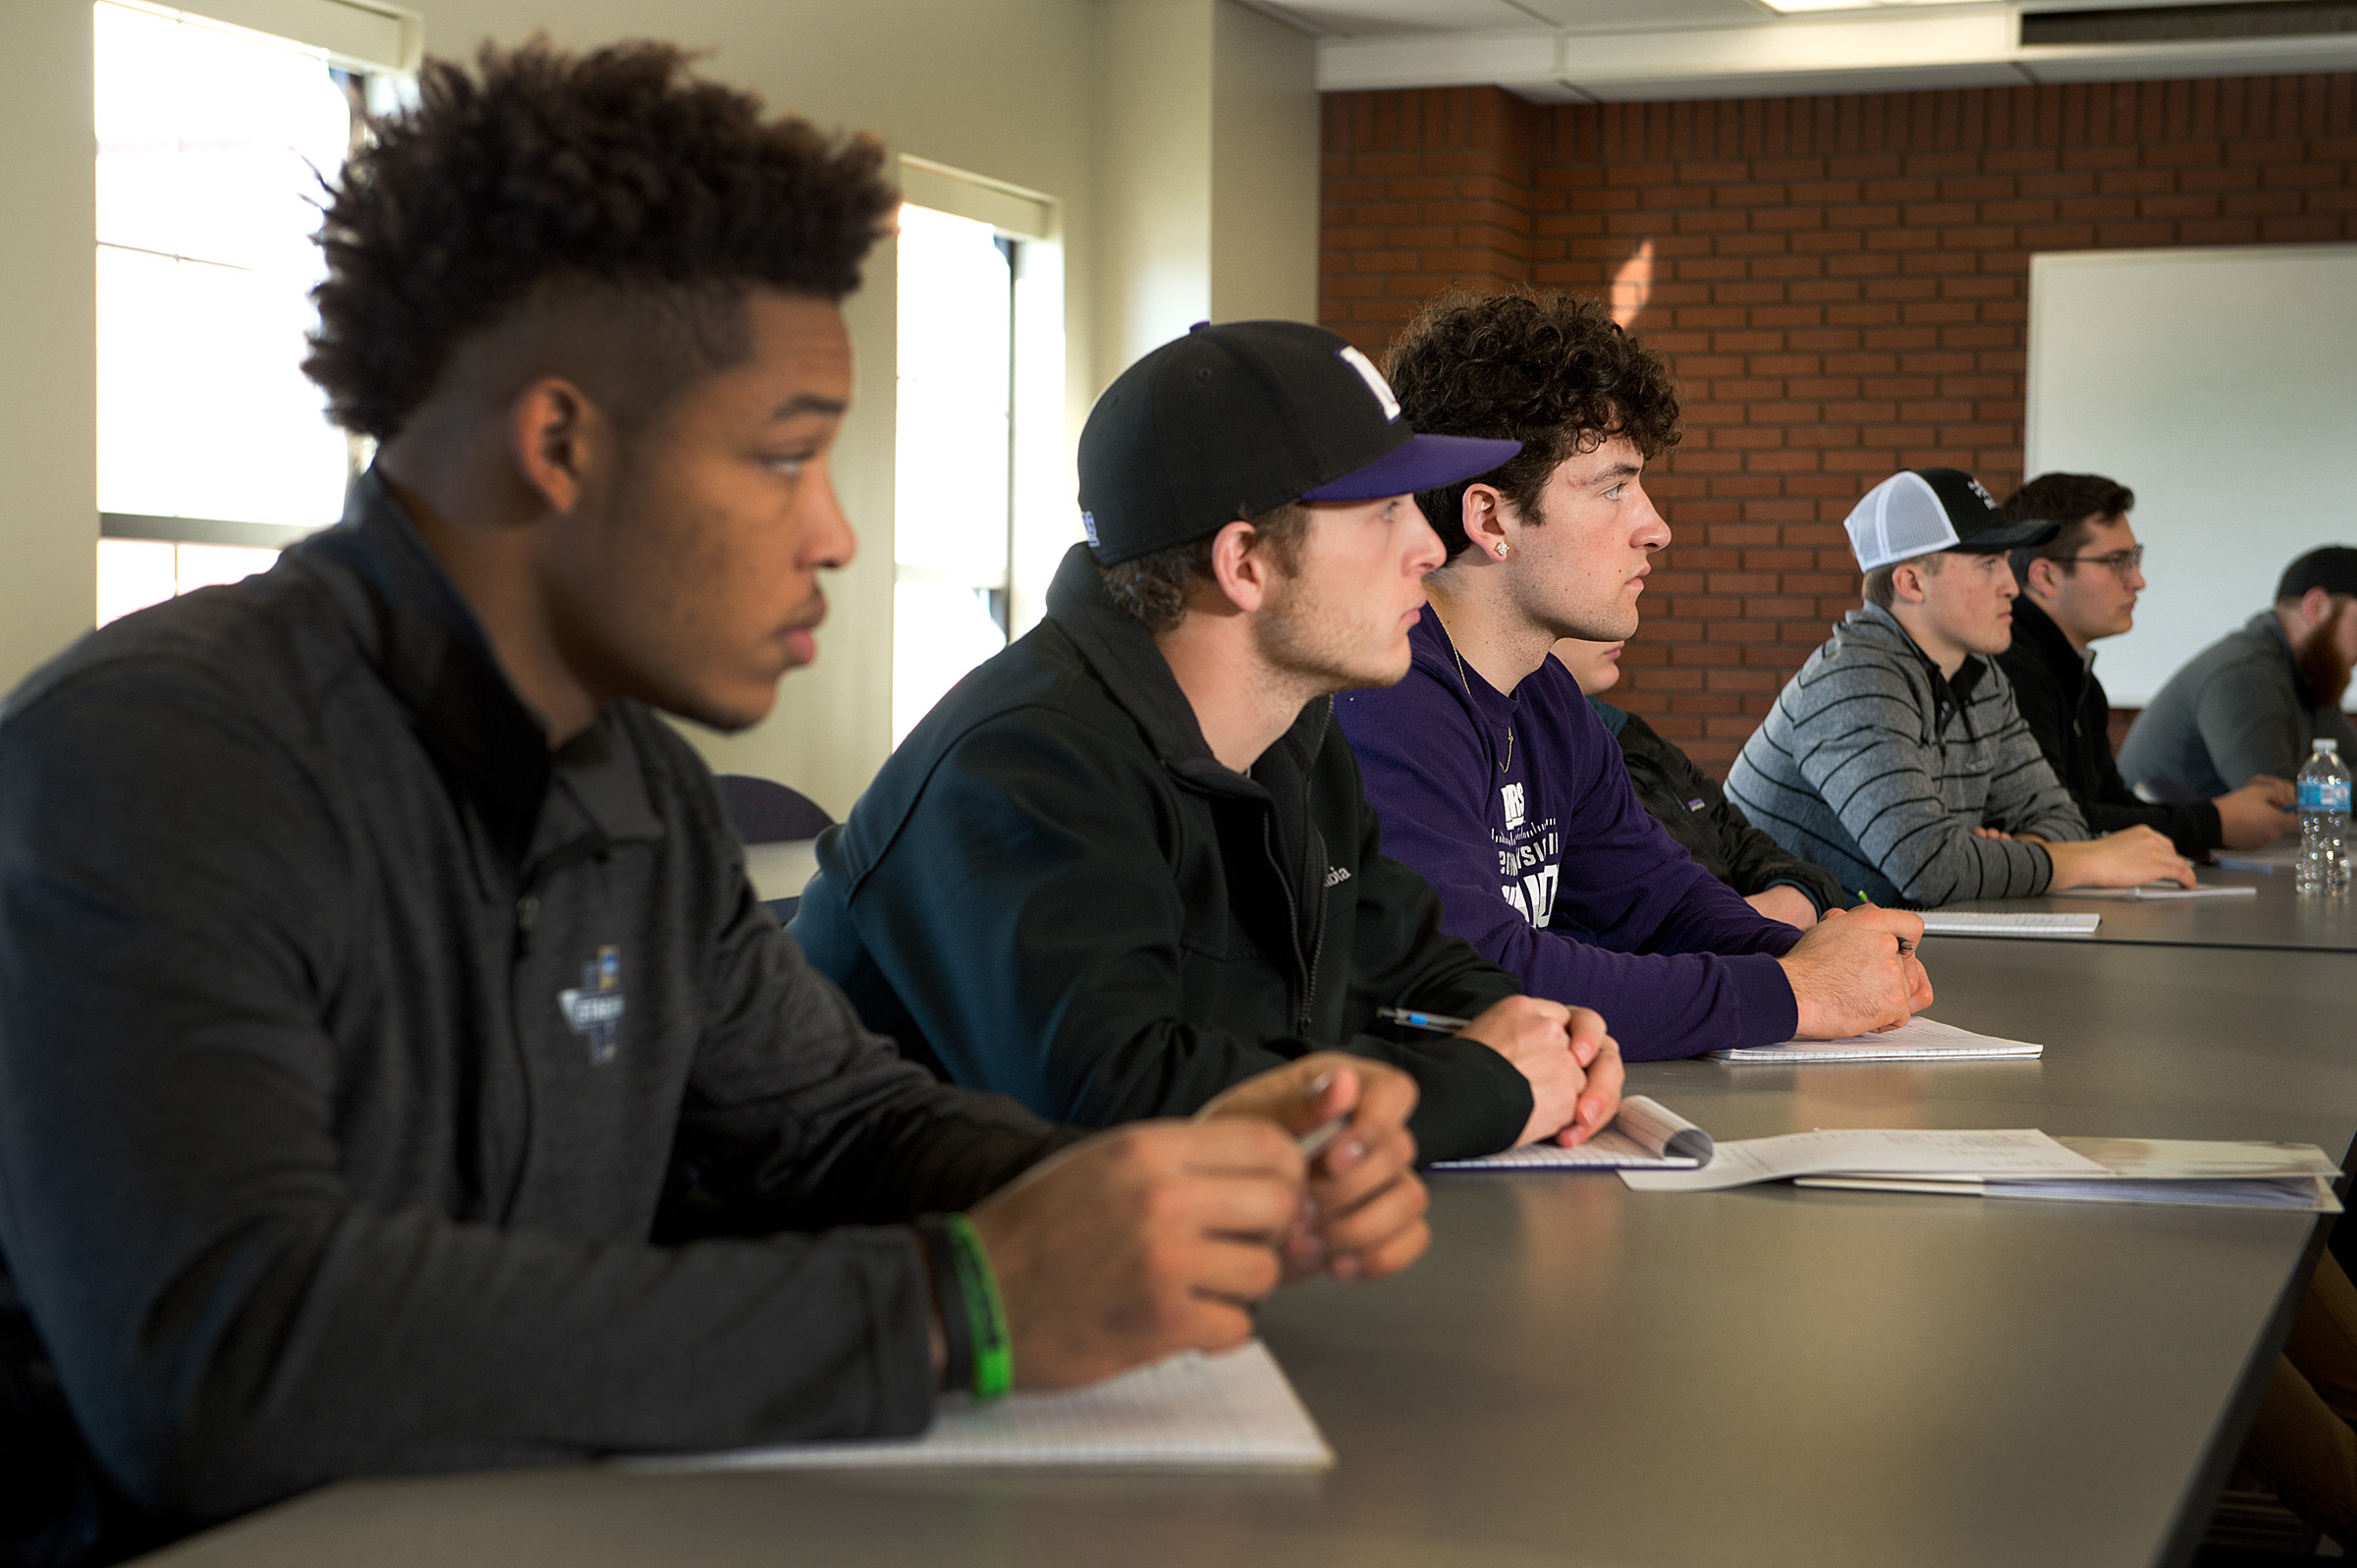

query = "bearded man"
[793,321,1624,1163]
[2120,547,2357,799]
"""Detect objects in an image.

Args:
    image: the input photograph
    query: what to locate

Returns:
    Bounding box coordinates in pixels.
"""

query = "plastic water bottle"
[2295,738,2352,895]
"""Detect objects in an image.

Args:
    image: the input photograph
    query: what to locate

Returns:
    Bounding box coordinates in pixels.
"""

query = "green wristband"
[944,1214,1013,1401]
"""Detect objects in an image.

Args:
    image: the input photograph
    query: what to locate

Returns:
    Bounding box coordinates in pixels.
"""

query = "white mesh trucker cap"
[1842,468,2059,570]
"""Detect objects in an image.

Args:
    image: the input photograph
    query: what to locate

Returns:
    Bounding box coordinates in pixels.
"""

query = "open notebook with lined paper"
[620,1341,1332,1474]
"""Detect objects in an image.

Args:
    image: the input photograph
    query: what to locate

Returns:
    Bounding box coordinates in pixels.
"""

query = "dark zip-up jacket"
[0,473,1069,1526]
[1995,598,2221,857]
[791,545,1531,1162]
[1589,698,1851,916]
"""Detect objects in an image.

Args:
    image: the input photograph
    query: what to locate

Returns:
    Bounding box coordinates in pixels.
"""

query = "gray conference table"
[141,937,2357,1568]
[1939,861,2357,952]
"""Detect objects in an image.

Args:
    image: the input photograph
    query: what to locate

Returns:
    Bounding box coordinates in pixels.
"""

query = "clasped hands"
[965,1052,1431,1391]
[962,1000,1631,1392]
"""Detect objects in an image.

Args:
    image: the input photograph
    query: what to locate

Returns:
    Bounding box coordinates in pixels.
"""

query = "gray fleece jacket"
[1726,604,2090,907]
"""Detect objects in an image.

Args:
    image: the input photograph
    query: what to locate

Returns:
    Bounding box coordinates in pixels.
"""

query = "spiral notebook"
[619,1340,1333,1473]
[1429,1095,1713,1170]
[1709,1015,2043,1064]
[1919,911,2101,938]
[2062,883,2256,901]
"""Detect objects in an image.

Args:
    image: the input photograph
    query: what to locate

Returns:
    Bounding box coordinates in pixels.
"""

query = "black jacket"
[1995,598,2221,856]
[1589,699,1850,915]
[793,545,1532,1162]
[0,473,1069,1528]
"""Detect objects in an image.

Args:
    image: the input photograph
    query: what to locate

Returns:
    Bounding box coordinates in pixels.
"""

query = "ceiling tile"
[1255,0,1554,37]
[1574,60,2029,99]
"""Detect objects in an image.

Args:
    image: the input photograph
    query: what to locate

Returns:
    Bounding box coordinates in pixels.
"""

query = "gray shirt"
[0,472,1069,1524]
[1726,604,2089,906]
[2116,610,2357,797]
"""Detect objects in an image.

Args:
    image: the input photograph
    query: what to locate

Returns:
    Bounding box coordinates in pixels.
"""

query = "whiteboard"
[2025,243,2357,707]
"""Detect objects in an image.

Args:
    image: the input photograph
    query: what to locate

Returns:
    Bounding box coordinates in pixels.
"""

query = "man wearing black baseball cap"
[795,321,1623,1163]
[2120,545,2357,799]
[1727,468,2196,905]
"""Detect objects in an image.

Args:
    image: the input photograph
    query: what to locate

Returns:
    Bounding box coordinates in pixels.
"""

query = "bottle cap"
[2320,739,2339,755]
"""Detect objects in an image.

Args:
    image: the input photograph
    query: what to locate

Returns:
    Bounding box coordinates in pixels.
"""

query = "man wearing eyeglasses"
[1996,473,2297,855]
[1727,468,2197,906]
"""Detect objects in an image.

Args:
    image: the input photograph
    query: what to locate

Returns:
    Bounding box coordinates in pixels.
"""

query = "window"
[92,0,384,625]
[892,203,1020,746]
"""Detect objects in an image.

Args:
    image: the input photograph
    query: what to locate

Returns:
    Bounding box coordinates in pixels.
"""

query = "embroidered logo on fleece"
[1325,865,1351,888]
[559,946,627,1066]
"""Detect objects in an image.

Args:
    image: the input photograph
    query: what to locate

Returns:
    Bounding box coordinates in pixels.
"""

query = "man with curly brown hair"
[1337,291,1933,1061]
[795,318,1624,1165]
[0,42,1435,1554]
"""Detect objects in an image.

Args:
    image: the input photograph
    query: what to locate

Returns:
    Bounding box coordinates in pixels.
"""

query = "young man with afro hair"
[0,40,1434,1557]
[1336,291,1934,1061]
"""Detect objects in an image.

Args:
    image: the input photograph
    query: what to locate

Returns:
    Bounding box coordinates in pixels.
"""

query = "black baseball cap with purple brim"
[1077,319,1522,567]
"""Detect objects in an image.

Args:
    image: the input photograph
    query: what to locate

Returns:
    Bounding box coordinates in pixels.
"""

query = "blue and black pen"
[1376,1005,1472,1034]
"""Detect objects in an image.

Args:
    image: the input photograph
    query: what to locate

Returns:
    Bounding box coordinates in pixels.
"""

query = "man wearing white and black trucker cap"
[1726,468,2197,906]
[795,321,1625,1165]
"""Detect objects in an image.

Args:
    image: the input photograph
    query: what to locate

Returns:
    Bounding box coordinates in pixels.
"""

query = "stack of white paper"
[1919,910,2101,938]
[619,1341,1332,1473]
[1709,1015,2042,1064]
[2062,883,2257,902]
[1795,1137,2344,1213]
[2213,846,2300,873]
[1620,1128,2105,1193]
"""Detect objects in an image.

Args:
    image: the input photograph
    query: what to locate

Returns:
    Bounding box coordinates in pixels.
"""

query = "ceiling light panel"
[1756,0,1993,12]
[1509,0,1773,24]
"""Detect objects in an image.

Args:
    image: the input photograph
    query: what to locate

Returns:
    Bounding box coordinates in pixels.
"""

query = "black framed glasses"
[2055,546,2145,582]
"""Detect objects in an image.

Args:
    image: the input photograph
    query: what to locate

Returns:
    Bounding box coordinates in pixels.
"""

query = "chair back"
[714,775,833,844]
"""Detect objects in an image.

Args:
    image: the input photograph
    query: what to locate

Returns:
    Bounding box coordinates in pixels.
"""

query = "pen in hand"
[1855,892,1916,956]
[1375,1005,1472,1034]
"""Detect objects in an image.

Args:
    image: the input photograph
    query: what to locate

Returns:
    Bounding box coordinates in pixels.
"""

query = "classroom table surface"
[138,940,2357,1568]
[1936,860,2357,951]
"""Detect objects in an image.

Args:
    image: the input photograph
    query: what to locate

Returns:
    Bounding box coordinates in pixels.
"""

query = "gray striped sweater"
[1725,604,2089,907]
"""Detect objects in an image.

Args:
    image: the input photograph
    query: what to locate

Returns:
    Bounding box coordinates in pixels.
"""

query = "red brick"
[1321,75,2357,774]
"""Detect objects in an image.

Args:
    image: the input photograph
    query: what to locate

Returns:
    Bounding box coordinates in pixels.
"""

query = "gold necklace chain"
[1428,605,1513,775]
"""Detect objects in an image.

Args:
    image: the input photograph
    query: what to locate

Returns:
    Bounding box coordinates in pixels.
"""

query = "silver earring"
[1496,543,1509,558]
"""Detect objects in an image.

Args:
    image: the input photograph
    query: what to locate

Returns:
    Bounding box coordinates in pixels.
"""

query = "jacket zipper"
[1296,775,1329,1036]
[1260,811,1320,1035]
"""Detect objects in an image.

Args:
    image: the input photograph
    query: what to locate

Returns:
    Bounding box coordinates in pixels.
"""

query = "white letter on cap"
[1337,346,1401,423]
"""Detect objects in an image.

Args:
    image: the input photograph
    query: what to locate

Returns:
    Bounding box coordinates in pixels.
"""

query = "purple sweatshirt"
[1336,608,1801,1060]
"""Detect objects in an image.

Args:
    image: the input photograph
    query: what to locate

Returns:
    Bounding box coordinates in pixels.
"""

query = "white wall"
[1209,1,1318,327]
[2026,243,2357,709]
[1093,0,1320,387]
[0,3,99,696]
[1093,0,1216,387]
[0,0,1319,818]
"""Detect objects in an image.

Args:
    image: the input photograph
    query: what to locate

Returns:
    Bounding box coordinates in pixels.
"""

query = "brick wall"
[1322,75,2357,773]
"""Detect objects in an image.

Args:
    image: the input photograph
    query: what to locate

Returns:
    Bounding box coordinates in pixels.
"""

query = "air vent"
[2023,1,2357,46]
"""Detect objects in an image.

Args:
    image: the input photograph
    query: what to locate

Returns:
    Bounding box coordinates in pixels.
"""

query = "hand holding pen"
[1198,1054,1429,1282]
[1380,999,1623,1151]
